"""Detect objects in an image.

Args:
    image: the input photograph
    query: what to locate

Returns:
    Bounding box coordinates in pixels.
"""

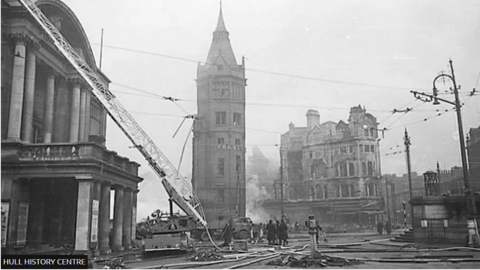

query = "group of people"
[377,220,392,235]
[264,219,289,246]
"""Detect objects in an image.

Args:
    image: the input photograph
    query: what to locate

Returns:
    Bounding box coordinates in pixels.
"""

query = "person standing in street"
[266,220,276,245]
[278,219,288,246]
[377,221,384,235]
[385,220,392,235]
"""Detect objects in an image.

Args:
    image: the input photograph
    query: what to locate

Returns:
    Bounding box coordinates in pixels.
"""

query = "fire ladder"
[18,0,207,227]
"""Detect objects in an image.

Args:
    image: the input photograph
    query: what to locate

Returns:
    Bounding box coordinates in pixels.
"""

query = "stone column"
[43,73,55,143]
[69,81,81,142]
[7,38,26,141]
[98,183,111,255]
[112,186,124,252]
[53,79,69,142]
[90,182,101,256]
[131,190,138,244]
[21,46,37,142]
[101,107,107,146]
[79,89,87,141]
[84,91,91,141]
[74,180,93,252]
[122,189,133,250]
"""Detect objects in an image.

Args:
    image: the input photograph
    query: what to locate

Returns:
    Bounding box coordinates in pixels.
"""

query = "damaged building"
[263,105,384,227]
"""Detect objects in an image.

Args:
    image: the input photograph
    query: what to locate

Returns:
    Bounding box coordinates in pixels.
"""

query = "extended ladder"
[18,0,206,227]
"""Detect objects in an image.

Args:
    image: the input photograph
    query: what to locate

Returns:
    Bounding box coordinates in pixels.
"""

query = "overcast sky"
[60,0,480,219]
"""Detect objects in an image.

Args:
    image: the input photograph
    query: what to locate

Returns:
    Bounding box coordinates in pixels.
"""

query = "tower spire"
[215,0,228,33]
[205,1,237,66]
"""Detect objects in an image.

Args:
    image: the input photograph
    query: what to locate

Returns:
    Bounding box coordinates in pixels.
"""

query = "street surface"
[122,230,480,269]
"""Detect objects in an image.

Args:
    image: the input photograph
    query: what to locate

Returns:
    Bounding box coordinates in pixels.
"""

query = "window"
[370,128,375,137]
[218,158,225,176]
[323,185,328,199]
[364,129,369,136]
[235,139,241,146]
[370,145,375,153]
[342,184,349,197]
[236,155,241,172]
[349,145,354,153]
[310,186,315,200]
[368,161,373,176]
[362,162,367,175]
[309,151,313,159]
[316,186,323,199]
[340,146,346,154]
[364,145,369,153]
[218,137,225,145]
[359,144,363,153]
[90,101,103,136]
[213,81,229,99]
[215,112,226,125]
[310,165,315,178]
[349,163,355,176]
[350,184,356,197]
[341,163,347,177]
[218,189,225,202]
[233,113,242,126]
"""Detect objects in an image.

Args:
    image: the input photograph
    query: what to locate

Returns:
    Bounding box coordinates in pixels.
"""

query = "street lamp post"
[279,146,285,219]
[385,176,391,221]
[404,129,415,230]
[411,59,477,245]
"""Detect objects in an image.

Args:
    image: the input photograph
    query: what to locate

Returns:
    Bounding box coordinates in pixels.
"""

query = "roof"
[205,4,237,66]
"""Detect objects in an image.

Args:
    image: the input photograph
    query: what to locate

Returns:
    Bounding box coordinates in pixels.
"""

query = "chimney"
[289,122,295,131]
[306,110,320,130]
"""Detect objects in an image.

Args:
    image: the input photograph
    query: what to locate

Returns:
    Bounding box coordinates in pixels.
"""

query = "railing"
[3,142,139,175]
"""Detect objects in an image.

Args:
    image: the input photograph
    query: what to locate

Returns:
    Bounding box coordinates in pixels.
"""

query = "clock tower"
[192,4,247,225]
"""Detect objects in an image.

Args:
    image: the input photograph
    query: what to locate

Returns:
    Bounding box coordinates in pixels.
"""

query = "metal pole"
[385,176,390,221]
[404,129,415,230]
[99,28,104,70]
[391,183,397,225]
[448,60,476,216]
[402,201,407,229]
[448,60,478,246]
[280,147,285,218]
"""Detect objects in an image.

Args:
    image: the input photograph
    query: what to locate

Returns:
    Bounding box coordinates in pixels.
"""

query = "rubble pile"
[189,251,225,261]
[267,254,364,268]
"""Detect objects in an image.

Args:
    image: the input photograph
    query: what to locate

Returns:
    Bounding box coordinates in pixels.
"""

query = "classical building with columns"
[1,0,142,255]
[263,106,384,227]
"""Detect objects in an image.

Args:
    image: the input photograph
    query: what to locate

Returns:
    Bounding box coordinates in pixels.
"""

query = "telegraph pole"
[279,147,285,219]
[385,176,391,221]
[411,59,478,245]
[404,129,415,230]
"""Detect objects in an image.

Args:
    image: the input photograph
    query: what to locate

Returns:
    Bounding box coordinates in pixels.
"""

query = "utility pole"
[385,176,391,221]
[404,129,415,230]
[411,59,478,245]
[279,147,285,219]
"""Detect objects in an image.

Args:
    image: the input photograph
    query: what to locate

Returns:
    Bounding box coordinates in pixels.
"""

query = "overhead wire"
[92,42,432,92]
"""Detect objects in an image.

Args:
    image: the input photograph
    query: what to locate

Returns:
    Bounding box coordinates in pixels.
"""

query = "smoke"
[246,175,272,223]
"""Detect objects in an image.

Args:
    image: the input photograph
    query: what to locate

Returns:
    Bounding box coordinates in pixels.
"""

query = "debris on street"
[189,251,225,261]
[267,254,364,267]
